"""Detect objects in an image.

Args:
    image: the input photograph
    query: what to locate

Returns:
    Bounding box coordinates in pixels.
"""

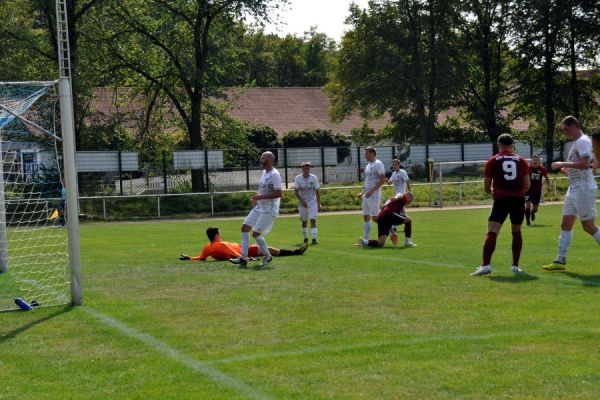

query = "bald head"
[260,151,275,170]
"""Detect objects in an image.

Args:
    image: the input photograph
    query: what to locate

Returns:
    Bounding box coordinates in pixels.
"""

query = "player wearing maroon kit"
[471,134,530,276]
[356,192,415,248]
[525,154,551,225]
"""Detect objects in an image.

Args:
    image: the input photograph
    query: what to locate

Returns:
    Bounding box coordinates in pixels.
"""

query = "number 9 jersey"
[485,151,529,199]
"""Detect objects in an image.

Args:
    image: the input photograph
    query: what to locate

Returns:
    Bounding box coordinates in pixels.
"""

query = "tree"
[327,0,461,144]
[563,0,600,119]
[455,0,512,144]
[510,0,568,166]
[96,0,288,192]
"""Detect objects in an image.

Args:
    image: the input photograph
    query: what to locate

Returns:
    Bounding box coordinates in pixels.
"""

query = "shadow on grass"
[563,272,600,287]
[525,224,551,228]
[0,305,74,342]
[489,273,539,283]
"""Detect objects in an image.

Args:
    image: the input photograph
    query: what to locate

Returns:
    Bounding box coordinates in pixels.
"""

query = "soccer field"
[2,204,600,399]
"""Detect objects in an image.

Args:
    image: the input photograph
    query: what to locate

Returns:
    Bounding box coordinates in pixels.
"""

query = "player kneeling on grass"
[179,226,308,261]
[356,192,416,248]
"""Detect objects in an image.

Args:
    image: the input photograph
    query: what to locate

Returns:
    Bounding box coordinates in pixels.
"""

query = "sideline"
[83,307,274,400]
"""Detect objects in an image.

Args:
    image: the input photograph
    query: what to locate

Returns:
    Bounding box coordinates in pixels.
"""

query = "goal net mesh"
[0,81,70,311]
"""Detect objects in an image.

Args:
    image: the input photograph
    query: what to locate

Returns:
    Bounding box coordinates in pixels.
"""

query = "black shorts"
[489,197,525,225]
[377,212,408,237]
[524,190,541,205]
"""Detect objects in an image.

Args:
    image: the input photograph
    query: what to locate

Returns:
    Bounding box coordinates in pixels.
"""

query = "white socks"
[241,231,250,259]
[557,230,573,263]
[593,228,600,245]
[254,235,271,259]
[302,227,308,239]
[311,227,317,239]
[363,221,371,241]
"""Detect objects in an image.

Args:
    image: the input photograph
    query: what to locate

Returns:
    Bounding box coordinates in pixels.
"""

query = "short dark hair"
[206,226,220,241]
[365,146,377,155]
[561,115,579,128]
[497,133,514,146]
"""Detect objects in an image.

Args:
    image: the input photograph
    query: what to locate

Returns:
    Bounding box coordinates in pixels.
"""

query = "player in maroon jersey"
[471,134,530,276]
[525,154,552,225]
[355,192,415,248]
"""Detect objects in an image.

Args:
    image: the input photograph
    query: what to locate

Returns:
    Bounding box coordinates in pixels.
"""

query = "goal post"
[59,77,82,306]
[428,160,490,207]
[0,81,76,311]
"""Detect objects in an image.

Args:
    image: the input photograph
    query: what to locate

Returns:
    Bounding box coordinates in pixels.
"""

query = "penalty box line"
[310,247,600,287]
[208,326,596,366]
[83,307,274,400]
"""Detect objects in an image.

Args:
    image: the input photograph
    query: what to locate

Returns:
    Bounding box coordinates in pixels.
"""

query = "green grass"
[2,205,600,399]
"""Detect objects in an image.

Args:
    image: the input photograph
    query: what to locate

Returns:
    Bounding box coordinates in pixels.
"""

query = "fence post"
[118,150,123,196]
[162,151,168,194]
[210,194,214,216]
[204,148,209,192]
[460,143,465,161]
[356,146,361,181]
[157,195,161,218]
[245,150,250,190]
[102,197,106,220]
[321,147,326,184]
[283,147,289,189]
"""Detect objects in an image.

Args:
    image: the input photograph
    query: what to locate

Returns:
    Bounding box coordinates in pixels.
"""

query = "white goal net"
[0,81,71,311]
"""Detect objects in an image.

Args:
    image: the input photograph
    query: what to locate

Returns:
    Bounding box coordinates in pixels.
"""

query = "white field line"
[209,326,595,366]
[310,247,600,287]
[83,307,274,400]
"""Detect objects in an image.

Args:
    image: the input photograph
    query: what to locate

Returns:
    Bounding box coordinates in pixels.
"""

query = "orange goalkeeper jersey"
[194,241,242,261]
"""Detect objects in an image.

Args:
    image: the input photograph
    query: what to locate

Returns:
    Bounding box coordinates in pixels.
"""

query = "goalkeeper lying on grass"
[180,226,308,261]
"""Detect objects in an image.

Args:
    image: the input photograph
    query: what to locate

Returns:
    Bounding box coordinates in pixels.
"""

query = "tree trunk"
[189,93,206,192]
[542,5,556,168]
[568,16,579,119]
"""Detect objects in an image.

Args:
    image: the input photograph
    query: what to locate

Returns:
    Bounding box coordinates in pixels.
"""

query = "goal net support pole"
[0,135,7,273]
[59,78,82,306]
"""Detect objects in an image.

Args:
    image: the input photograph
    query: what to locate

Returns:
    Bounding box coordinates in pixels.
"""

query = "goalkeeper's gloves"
[179,254,190,260]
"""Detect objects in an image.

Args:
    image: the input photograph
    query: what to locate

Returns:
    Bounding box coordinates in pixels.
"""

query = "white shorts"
[362,196,381,217]
[299,202,318,221]
[563,189,597,221]
[243,209,276,234]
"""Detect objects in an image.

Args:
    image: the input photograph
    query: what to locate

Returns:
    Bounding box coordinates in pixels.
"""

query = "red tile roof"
[224,87,389,135]
[88,86,530,136]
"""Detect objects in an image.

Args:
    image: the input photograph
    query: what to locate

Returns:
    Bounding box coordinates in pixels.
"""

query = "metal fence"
[75,142,561,197]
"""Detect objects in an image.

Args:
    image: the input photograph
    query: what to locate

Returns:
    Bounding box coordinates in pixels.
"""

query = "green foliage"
[328,1,462,144]
[283,128,351,163]
[246,124,281,149]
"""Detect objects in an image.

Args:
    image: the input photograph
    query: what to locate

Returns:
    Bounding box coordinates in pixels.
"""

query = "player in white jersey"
[388,159,411,195]
[294,161,321,244]
[543,116,600,271]
[356,146,387,246]
[388,159,414,245]
[231,151,282,269]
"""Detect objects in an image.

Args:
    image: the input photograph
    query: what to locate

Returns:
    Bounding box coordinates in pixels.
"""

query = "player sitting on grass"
[356,192,416,248]
[179,226,308,261]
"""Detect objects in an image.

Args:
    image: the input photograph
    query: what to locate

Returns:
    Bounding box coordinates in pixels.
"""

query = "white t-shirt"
[294,173,320,203]
[255,168,282,216]
[566,133,597,192]
[389,169,409,194]
[364,159,386,197]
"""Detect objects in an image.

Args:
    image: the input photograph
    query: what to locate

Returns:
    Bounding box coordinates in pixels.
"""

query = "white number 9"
[502,160,517,180]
